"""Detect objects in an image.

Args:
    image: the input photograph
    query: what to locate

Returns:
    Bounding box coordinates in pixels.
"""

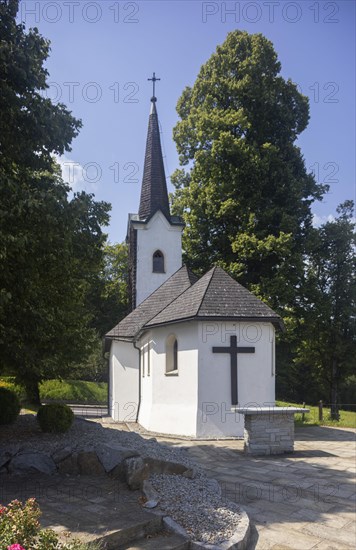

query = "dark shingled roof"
[138,100,170,221]
[105,265,198,343]
[146,266,284,330]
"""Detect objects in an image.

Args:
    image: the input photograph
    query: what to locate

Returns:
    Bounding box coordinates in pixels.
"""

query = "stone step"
[117,530,190,549]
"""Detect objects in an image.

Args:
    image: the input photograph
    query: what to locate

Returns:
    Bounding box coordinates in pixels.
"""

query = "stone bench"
[233,407,310,456]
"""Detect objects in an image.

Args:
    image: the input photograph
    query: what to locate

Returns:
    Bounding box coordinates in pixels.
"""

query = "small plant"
[0,499,102,549]
[37,403,74,433]
[0,387,21,425]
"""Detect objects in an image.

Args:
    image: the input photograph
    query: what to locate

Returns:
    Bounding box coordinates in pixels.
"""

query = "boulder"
[123,456,149,490]
[58,453,79,475]
[0,450,13,469]
[52,447,73,464]
[8,452,56,475]
[142,479,159,508]
[78,450,105,475]
[145,457,195,478]
[95,443,139,473]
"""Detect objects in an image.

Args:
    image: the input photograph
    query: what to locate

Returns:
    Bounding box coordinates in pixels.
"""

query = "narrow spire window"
[173,339,178,371]
[153,250,165,273]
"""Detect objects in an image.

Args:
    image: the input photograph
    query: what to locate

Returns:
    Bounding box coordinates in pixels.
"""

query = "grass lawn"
[276,400,356,428]
[40,379,107,404]
[0,377,107,405]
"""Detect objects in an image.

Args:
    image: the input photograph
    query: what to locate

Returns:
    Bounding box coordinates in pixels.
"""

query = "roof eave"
[146,315,285,331]
[134,208,185,227]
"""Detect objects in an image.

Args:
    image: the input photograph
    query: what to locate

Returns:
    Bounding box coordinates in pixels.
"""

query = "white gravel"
[0,415,245,545]
[150,473,244,545]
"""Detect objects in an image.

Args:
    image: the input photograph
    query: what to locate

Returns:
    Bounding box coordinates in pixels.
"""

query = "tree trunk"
[24,379,41,406]
[330,357,339,421]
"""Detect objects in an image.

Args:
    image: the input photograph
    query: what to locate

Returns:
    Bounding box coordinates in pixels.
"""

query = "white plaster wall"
[110,341,139,422]
[134,211,183,306]
[196,321,275,437]
[138,323,199,436]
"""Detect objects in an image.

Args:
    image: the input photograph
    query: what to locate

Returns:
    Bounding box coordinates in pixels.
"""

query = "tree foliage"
[87,242,129,338]
[171,30,326,310]
[171,30,355,413]
[0,0,111,403]
[293,202,356,416]
[0,0,81,172]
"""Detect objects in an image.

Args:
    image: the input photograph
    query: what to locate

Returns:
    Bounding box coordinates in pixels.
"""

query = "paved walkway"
[0,474,164,547]
[1,423,355,549]
[155,426,356,549]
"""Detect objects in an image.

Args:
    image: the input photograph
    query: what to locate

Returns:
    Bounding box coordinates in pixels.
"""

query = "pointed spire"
[138,90,170,221]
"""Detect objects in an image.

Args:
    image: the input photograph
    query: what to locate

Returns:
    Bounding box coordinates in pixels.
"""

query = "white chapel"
[105,87,283,438]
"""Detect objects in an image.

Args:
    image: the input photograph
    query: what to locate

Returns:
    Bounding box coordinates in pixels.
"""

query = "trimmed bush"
[37,403,74,433]
[0,387,21,425]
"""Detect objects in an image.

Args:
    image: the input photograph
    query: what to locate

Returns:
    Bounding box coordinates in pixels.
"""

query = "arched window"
[153,250,165,273]
[166,334,178,374]
[173,339,178,371]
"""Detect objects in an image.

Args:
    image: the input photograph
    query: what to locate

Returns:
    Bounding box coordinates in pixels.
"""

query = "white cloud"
[54,154,99,192]
[312,213,335,227]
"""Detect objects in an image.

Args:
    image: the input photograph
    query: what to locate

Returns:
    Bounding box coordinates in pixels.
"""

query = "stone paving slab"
[152,425,356,550]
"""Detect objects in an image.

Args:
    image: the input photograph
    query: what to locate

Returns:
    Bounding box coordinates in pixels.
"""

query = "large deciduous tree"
[171,30,326,310]
[0,0,111,403]
[0,0,81,172]
[87,242,129,338]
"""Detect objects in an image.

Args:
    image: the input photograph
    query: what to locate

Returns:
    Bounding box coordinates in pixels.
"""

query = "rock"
[52,447,73,464]
[8,452,56,475]
[145,457,194,478]
[182,467,196,479]
[0,451,13,469]
[95,443,139,473]
[124,456,149,490]
[142,480,159,509]
[143,500,159,509]
[77,450,105,475]
[58,453,79,475]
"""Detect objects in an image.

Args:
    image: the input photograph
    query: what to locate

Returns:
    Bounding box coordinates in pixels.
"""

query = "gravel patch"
[150,473,244,545]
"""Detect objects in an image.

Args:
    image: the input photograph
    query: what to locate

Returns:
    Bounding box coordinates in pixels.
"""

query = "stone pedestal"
[234,407,309,456]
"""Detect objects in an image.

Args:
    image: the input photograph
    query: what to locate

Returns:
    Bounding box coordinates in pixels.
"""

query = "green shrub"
[37,403,74,433]
[0,377,25,400]
[0,387,21,425]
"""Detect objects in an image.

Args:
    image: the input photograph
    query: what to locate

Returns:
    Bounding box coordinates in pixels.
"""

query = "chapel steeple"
[138,75,170,221]
[127,74,184,311]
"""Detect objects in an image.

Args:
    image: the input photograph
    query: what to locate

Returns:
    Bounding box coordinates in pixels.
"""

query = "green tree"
[0,0,111,403]
[0,168,110,403]
[75,241,128,384]
[294,201,356,419]
[0,0,81,173]
[171,30,326,310]
[87,242,129,338]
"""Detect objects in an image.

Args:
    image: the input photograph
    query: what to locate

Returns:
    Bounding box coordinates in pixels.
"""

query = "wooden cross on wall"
[212,335,255,405]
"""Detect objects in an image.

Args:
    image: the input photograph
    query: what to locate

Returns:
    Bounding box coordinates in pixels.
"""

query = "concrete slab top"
[232,407,310,415]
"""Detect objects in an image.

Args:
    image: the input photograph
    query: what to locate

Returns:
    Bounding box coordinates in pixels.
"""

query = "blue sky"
[18,0,355,242]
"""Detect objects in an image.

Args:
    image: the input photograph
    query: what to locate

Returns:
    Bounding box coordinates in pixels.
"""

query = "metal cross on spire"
[148,72,160,102]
